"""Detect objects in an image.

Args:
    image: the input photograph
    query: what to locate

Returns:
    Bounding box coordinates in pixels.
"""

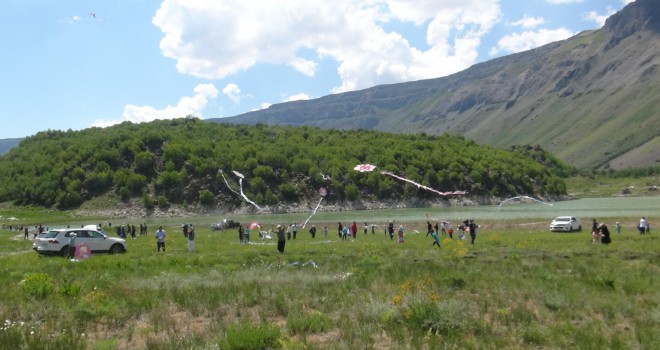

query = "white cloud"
[584,7,616,27]
[546,0,583,4]
[222,83,243,104]
[152,0,501,94]
[620,0,634,4]
[510,16,545,29]
[490,28,575,56]
[91,84,219,128]
[284,93,311,102]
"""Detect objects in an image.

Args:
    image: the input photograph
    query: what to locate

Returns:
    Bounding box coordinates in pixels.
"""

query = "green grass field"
[0,198,658,349]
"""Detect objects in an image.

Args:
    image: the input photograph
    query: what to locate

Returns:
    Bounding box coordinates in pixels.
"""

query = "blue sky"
[0,0,634,139]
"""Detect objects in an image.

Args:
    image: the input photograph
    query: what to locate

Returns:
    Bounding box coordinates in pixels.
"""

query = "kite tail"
[302,197,324,228]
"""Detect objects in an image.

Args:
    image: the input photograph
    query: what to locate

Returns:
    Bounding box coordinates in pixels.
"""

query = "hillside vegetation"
[0,118,567,211]
[214,0,660,170]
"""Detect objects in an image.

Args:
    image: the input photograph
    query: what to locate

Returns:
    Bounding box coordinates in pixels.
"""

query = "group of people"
[638,217,651,235]
[116,223,149,239]
[591,217,652,244]
[425,220,479,246]
[591,219,612,245]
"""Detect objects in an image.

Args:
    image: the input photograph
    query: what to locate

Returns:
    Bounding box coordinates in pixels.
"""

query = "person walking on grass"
[155,226,166,252]
[431,229,440,248]
[426,221,433,237]
[187,224,195,252]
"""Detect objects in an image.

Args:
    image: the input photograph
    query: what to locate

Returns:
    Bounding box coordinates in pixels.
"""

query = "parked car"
[211,219,241,231]
[549,216,582,232]
[33,225,126,256]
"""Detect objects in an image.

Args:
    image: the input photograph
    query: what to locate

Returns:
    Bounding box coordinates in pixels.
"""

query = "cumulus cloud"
[284,93,311,102]
[620,0,634,4]
[546,0,583,4]
[152,0,501,94]
[510,16,545,29]
[490,28,575,56]
[91,84,219,128]
[222,83,245,104]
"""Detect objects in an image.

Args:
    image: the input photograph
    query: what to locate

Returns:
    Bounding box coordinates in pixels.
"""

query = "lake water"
[233,196,659,225]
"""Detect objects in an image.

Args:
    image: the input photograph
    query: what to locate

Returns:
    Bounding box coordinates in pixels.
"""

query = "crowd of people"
[3,216,652,254]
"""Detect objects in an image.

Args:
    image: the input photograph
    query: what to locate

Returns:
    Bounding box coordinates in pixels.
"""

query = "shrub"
[20,273,54,299]
[220,322,281,350]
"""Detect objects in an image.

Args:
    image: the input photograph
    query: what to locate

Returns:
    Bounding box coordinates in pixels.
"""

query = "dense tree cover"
[0,118,568,209]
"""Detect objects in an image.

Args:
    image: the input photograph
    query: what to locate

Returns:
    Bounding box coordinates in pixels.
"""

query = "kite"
[219,170,265,211]
[497,196,553,210]
[302,187,327,228]
[354,164,467,196]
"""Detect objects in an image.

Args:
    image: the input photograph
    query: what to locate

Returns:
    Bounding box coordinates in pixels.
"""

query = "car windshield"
[554,217,570,222]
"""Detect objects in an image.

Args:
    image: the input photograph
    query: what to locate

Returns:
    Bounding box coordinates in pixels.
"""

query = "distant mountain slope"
[0,138,22,156]
[211,0,660,169]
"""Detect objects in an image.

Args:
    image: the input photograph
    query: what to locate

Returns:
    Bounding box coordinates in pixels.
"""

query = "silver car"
[33,226,126,256]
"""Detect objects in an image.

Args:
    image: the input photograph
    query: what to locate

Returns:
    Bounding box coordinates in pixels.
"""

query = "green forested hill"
[0,118,567,210]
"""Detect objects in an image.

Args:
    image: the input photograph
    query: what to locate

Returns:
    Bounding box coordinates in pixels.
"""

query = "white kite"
[354,164,467,196]
[219,170,265,211]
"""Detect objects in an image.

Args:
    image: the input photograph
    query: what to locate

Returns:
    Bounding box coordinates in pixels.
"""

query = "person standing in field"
[238,225,244,243]
[615,221,621,234]
[351,221,357,239]
[426,221,433,237]
[397,225,405,243]
[309,225,317,239]
[187,224,195,252]
[599,223,611,245]
[468,220,478,245]
[638,217,647,235]
[323,226,328,238]
[276,225,286,253]
[292,223,298,239]
[388,222,395,240]
[364,222,368,236]
[337,222,343,239]
[155,226,166,252]
[67,233,77,259]
[244,226,251,243]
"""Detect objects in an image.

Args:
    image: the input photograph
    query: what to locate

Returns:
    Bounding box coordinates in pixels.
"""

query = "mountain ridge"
[211,0,660,170]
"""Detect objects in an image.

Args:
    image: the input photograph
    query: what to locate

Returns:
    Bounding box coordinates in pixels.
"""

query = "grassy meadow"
[0,198,658,350]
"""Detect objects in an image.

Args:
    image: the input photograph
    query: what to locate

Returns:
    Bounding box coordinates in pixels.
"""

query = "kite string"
[380,171,448,196]
[302,197,324,228]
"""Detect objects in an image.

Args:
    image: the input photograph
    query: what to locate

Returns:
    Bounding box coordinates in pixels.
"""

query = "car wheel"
[577,225,582,232]
[60,246,69,257]
[568,226,572,233]
[110,244,125,254]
